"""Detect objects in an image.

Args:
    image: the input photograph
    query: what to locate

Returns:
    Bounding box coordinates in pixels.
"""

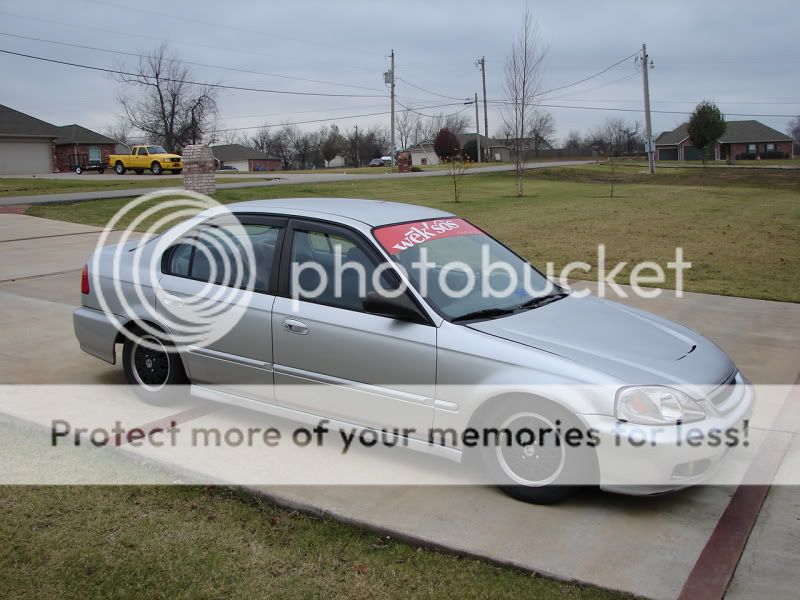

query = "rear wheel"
[114,161,126,175]
[98,168,105,174]
[151,161,163,175]
[478,398,598,504]
[122,333,188,404]
[74,166,82,174]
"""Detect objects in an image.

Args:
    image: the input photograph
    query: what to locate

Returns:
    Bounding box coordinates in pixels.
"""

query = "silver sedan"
[74,198,753,503]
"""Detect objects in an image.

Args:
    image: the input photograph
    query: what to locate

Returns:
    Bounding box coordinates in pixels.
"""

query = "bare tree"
[115,44,218,153]
[529,109,556,156]
[563,129,582,151]
[422,112,470,141]
[396,108,424,150]
[501,9,548,196]
[102,118,135,149]
[321,124,344,166]
[248,125,272,154]
[787,116,800,154]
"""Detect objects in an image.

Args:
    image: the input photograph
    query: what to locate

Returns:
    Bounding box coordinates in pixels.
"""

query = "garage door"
[658,147,678,161]
[0,139,52,174]
[682,145,704,161]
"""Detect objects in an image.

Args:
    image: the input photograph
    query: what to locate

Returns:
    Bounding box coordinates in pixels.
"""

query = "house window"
[747,144,757,154]
[88,146,101,162]
[766,143,775,152]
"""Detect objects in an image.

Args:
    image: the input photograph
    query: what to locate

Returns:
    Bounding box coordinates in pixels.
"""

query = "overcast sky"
[2,0,798,145]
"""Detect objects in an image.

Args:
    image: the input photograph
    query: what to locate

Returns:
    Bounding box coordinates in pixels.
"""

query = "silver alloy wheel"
[131,335,171,392]
[495,411,567,487]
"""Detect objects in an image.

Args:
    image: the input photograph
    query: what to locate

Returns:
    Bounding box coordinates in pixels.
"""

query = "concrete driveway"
[0,212,797,599]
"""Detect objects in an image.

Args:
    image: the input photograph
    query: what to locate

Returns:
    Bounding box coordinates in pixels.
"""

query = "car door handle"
[283,319,309,335]
[160,293,184,308]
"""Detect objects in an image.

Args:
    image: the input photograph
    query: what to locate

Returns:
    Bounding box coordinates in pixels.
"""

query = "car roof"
[226,198,454,227]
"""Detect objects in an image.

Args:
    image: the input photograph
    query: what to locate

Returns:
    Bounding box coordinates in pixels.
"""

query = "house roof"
[210,143,278,161]
[54,124,116,146]
[656,120,792,146]
[405,141,436,152]
[0,104,60,138]
[457,132,490,147]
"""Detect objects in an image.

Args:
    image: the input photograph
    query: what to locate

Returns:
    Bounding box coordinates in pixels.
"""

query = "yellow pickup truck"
[109,145,183,175]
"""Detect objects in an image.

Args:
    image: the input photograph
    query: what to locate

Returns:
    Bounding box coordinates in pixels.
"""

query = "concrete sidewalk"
[0,160,591,206]
[0,212,797,599]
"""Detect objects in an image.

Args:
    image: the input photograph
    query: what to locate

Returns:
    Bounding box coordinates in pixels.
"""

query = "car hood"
[467,294,735,386]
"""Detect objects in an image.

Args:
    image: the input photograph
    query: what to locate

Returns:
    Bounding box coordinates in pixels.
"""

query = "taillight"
[81,264,90,295]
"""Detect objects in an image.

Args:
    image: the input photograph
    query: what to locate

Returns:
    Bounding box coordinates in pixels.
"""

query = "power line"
[213,102,465,133]
[0,31,385,93]
[0,48,387,98]
[486,99,798,118]
[396,77,467,101]
[395,99,471,119]
[534,51,639,97]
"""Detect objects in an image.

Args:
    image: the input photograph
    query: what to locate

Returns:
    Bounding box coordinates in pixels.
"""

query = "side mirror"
[363,291,427,324]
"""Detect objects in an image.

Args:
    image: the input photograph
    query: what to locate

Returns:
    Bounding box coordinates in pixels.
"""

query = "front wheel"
[151,161,163,175]
[122,333,188,404]
[74,166,82,174]
[478,398,598,504]
[114,161,126,175]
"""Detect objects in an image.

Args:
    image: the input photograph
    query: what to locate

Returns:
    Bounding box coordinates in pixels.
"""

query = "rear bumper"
[582,376,755,494]
[73,306,119,364]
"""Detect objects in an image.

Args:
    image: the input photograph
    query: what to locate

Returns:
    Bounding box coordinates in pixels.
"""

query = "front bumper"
[581,374,755,494]
[73,306,119,364]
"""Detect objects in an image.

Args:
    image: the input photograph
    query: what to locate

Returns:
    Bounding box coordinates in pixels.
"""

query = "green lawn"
[27,168,800,303]
[0,176,268,198]
[0,424,621,599]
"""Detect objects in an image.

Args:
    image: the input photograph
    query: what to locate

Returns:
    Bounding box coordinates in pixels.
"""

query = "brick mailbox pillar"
[182,144,216,195]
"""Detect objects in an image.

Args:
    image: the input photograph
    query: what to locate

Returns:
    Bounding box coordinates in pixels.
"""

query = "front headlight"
[615,386,706,425]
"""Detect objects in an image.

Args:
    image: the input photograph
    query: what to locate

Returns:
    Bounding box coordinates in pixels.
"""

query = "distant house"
[53,124,117,172]
[210,144,282,171]
[0,104,60,174]
[655,120,794,161]
[406,141,439,166]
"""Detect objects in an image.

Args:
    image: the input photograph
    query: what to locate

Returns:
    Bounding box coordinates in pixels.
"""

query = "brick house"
[53,124,117,172]
[210,144,282,171]
[655,120,794,161]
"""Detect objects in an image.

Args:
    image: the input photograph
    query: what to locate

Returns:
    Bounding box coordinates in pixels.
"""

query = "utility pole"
[640,43,655,174]
[384,50,396,168]
[476,57,488,143]
[354,124,359,167]
[474,93,481,163]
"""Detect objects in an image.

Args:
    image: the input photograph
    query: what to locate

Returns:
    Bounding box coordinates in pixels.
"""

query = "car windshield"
[146,146,168,154]
[374,218,563,321]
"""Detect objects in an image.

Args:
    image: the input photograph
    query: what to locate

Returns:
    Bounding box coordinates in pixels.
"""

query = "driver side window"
[288,226,397,312]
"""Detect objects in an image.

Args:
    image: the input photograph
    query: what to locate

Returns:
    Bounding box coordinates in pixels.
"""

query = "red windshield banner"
[374,218,482,255]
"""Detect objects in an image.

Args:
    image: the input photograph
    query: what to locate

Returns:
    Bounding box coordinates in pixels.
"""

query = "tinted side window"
[290,228,387,311]
[165,223,281,292]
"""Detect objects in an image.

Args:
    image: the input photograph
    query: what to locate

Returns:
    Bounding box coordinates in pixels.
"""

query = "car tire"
[98,168,105,174]
[478,397,598,504]
[122,333,188,404]
[151,162,163,175]
[75,166,82,174]
[114,161,126,175]
[171,169,182,175]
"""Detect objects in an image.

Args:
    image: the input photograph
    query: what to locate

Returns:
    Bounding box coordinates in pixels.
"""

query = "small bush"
[410,166,423,172]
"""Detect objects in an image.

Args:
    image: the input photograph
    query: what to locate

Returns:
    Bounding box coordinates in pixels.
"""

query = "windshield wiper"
[514,290,570,311]
[451,306,520,323]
